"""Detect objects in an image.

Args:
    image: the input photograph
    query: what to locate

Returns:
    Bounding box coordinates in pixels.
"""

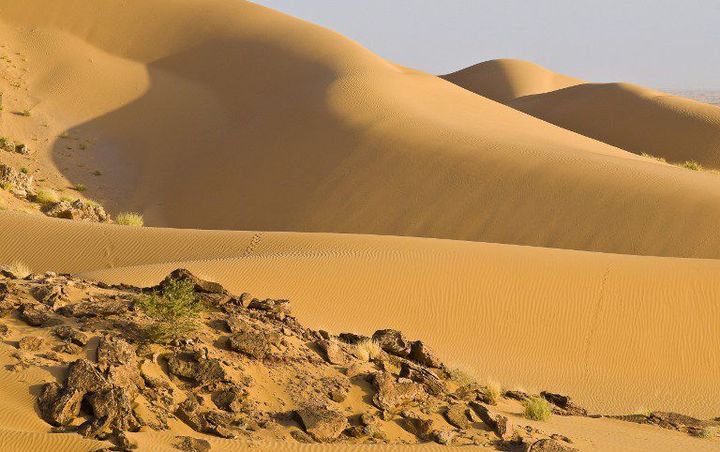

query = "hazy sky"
[252,0,720,90]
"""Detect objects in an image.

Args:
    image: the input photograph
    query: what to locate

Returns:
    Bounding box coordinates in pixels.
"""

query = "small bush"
[482,380,502,404]
[353,339,383,361]
[1,261,31,278]
[640,152,666,163]
[20,167,28,174]
[0,136,10,150]
[0,182,11,191]
[34,188,59,205]
[137,278,203,343]
[447,367,477,387]
[681,160,703,171]
[523,396,552,421]
[72,183,87,192]
[695,426,719,439]
[116,212,144,227]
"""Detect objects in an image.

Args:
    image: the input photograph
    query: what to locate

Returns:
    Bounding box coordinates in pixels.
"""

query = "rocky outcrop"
[295,404,348,442]
[541,391,588,416]
[0,164,35,198]
[371,371,426,413]
[45,199,109,223]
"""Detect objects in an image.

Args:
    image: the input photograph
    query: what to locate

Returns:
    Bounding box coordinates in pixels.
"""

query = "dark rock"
[211,385,248,413]
[317,339,349,365]
[174,436,211,452]
[160,269,227,295]
[0,323,9,338]
[399,362,446,395]
[32,284,68,308]
[66,359,109,393]
[97,336,136,371]
[54,342,83,354]
[80,387,141,437]
[504,390,530,401]
[409,341,443,368]
[469,401,513,441]
[37,383,83,426]
[541,392,588,416]
[337,333,368,345]
[247,298,292,320]
[19,303,51,326]
[296,404,348,442]
[228,330,271,359]
[53,326,89,346]
[14,143,29,155]
[372,329,412,357]
[176,394,236,438]
[445,403,472,429]
[59,299,128,317]
[397,416,434,440]
[45,200,109,223]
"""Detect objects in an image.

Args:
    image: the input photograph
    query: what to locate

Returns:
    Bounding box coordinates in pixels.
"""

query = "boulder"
[14,143,29,155]
[295,404,348,442]
[228,330,271,359]
[397,416,434,440]
[19,303,51,326]
[211,385,248,413]
[0,164,35,198]
[527,438,579,451]
[80,387,141,437]
[160,269,227,295]
[97,336,136,371]
[540,392,588,416]
[66,359,109,393]
[399,362,446,395]
[37,383,83,426]
[469,401,514,441]
[445,403,472,429]
[174,436,211,452]
[53,326,89,346]
[409,340,443,368]
[247,298,292,320]
[45,199,109,223]
[32,284,68,309]
[371,371,425,413]
[372,329,412,357]
[177,394,237,438]
[317,339,349,365]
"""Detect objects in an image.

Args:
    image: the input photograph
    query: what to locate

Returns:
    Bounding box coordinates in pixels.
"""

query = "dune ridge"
[443,59,720,168]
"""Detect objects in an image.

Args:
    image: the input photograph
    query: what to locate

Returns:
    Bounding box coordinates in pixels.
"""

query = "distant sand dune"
[444,59,720,168]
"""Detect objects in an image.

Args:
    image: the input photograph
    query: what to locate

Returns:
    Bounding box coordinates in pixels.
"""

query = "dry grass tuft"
[482,380,503,404]
[523,396,552,421]
[1,261,31,278]
[34,188,59,205]
[116,212,144,227]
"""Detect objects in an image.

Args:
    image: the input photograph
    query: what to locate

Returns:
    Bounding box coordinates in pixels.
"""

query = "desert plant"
[34,188,59,205]
[0,136,10,150]
[681,160,703,171]
[695,426,719,439]
[92,170,102,176]
[447,367,477,387]
[482,380,503,404]
[73,183,87,192]
[640,152,666,163]
[137,278,203,342]
[523,396,552,421]
[353,339,383,361]
[17,109,31,117]
[116,212,144,227]
[1,261,31,278]
[0,182,11,191]
[19,167,28,174]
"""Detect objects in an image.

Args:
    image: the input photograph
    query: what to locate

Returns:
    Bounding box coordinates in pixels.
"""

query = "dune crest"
[443,59,720,168]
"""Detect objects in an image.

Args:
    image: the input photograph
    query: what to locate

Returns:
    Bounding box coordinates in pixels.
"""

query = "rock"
[540,392,588,416]
[317,339,349,365]
[174,436,211,452]
[167,352,200,380]
[648,411,705,430]
[18,335,43,351]
[32,284,68,308]
[177,394,236,438]
[45,199,109,223]
[97,336,136,370]
[434,429,456,445]
[19,303,51,326]
[211,385,248,413]
[80,387,141,437]
[469,401,514,441]
[59,298,128,317]
[54,342,83,354]
[372,329,412,357]
[0,323,9,338]
[228,330,271,359]
[296,404,348,442]
[445,403,472,429]
[53,326,89,346]
[504,390,530,401]
[399,362,446,395]
[337,332,368,345]
[371,371,426,413]
[409,340,443,368]
[14,143,29,155]
[160,269,227,295]
[247,298,292,320]
[0,164,35,198]
[66,359,109,393]
[37,383,84,426]
[528,438,579,451]
[397,416,434,440]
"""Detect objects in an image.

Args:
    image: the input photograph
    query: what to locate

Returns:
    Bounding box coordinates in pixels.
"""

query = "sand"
[0,0,718,450]
[444,59,720,168]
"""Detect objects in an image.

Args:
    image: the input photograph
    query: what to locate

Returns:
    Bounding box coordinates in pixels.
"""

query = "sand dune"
[444,59,720,168]
[2,1,720,258]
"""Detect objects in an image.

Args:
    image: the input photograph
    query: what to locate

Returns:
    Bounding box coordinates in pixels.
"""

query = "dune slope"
[443,59,720,168]
[1,1,720,258]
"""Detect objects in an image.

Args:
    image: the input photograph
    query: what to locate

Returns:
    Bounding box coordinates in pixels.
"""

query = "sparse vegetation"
[92,170,102,176]
[1,261,31,278]
[681,160,703,171]
[34,188,59,205]
[16,109,31,117]
[523,396,552,421]
[20,167,28,174]
[640,152,666,163]
[695,426,719,439]
[137,278,203,343]
[482,380,503,405]
[0,136,10,150]
[353,339,383,361]
[72,183,87,192]
[0,182,11,191]
[116,211,144,227]
[447,367,477,387]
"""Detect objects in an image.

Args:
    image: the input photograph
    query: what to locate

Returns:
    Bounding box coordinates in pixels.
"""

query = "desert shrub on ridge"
[137,278,203,343]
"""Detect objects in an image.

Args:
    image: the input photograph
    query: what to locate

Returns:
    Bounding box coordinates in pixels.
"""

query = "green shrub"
[681,160,703,171]
[73,183,86,192]
[34,188,59,205]
[482,380,502,405]
[20,167,28,174]
[137,278,202,343]
[116,212,144,227]
[523,396,552,421]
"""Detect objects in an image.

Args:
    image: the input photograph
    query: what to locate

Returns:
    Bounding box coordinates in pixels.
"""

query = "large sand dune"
[2,1,720,258]
[444,59,720,168]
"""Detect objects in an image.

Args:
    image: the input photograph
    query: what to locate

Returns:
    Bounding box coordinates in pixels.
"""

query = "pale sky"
[252,0,720,90]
